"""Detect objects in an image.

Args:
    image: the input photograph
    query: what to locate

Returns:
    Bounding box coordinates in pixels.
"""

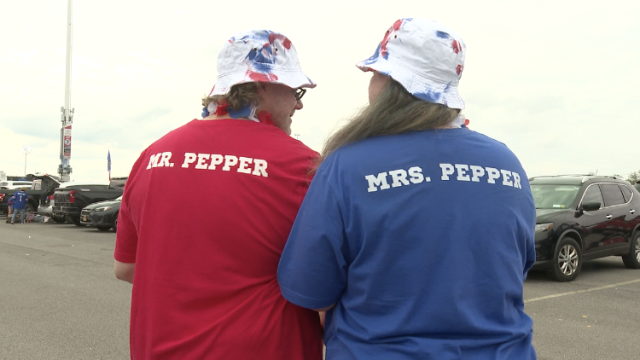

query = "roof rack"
[529,174,622,182]
[529,174,590,181]
[579,175,622,183]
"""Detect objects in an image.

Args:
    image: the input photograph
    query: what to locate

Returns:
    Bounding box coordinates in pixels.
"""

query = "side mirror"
[582,201,601,212]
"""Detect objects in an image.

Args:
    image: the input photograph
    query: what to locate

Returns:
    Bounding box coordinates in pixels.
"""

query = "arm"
[314,304,335,312]
[113,183,138,284]
[278,171,347,312]
[315,304,336,328]
[114,260,135,284]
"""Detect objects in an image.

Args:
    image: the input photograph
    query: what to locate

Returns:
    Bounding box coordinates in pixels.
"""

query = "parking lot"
[2,220,640,360]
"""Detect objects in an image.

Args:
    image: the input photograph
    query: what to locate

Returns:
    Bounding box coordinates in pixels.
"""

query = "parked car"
[80,196,121,231]
[0,174,62,222]
[53,177,127,226]
[635,180,640,192]
[530,175,640,281]
[0,180,33,190]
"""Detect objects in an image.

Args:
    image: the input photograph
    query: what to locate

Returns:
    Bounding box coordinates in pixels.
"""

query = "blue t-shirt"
[278,129,537,360]
[11,190,29,210]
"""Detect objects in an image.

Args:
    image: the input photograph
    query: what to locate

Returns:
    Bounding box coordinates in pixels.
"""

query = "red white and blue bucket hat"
[209,30,316,96]
[357,18,466,109]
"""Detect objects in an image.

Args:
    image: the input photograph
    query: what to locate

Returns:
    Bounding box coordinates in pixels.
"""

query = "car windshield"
[531,184,581,209]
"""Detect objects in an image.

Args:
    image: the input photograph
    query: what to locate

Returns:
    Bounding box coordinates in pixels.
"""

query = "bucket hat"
[209,30,316,96]
[357,18,466,109]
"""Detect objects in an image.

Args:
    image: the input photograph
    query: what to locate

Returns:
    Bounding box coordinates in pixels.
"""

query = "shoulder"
[285,136,319,158]
[465,130,523,160]
[466,130,510,147]
[255,126,320,159]
[150,120,197,144]
[132,121,197,159]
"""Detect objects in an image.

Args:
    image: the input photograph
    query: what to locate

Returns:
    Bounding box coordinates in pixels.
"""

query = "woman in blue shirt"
[278,18,537,360]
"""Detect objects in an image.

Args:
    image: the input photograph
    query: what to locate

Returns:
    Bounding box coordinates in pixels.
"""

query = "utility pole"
[23,146,31,176]
[58,0,74,182]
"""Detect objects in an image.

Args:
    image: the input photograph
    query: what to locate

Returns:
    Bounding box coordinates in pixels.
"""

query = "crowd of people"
[114,18,537,360]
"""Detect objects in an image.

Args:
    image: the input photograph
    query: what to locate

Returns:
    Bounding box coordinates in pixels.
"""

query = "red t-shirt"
[114,119,323,360]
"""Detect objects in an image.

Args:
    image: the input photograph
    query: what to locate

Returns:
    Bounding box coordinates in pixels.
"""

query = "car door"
[614,184,640,248]
[580,184,614,255]
[599,183,629,250]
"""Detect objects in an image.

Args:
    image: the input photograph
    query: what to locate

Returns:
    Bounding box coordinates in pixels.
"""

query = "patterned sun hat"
[209,30,316,96]
[356,18,466,109]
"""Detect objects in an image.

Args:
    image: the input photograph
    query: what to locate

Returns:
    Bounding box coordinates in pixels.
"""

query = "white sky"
[1,0,638,181]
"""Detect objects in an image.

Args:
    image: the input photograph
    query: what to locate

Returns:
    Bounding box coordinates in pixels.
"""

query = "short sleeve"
[113,148,151,264]
[113,196,138,263]
[523,209,536,278]
[277,170,348,310]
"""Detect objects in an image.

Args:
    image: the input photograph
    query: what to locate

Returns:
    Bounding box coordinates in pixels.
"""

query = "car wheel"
[25,203,35,214]
[96,225,111,231]
[69,216,86,227]
[548,237,582,282]
[52,215,66,223]
[112,214,118,233]
[622,232,640,269]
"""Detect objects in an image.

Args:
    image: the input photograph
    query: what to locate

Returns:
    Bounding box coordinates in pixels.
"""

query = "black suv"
[530,175,640,281]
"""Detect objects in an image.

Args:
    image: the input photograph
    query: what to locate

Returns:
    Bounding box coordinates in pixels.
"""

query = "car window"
[0,181,32,189]
[581,184,604,207]
[601,183,625,206]
[620,185,632,203]
[531,184,580,209]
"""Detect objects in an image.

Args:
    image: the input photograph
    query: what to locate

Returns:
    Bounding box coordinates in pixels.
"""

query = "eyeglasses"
[293,88,306,101]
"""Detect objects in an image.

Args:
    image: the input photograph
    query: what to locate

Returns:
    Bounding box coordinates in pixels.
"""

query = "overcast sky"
[1,0,638,182]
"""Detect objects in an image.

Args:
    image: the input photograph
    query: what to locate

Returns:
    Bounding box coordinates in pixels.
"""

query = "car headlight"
[93,206,112,212]
[535,223,553,233]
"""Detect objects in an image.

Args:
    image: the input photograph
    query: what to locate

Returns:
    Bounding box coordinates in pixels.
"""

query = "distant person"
[10,188,29,224]
[278,18,537,360]
[6,195,15,224]
[11,187,29,225]
[114,29,323,359]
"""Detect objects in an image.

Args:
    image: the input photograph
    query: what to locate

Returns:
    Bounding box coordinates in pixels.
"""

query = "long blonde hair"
[321,79,460,161]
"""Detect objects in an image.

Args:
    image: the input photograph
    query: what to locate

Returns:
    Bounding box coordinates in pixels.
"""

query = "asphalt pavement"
[526,259,640,360]
[0,220,130,360]
[2,219,640,359]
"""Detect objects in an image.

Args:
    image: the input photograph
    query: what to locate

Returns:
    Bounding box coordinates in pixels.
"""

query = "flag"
[107,150,111,181]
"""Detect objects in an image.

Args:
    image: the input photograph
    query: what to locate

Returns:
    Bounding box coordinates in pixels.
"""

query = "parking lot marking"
[525,279,640,303]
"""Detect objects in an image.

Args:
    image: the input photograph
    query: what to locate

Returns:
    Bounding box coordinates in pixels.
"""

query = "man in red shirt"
[114,29,322,359]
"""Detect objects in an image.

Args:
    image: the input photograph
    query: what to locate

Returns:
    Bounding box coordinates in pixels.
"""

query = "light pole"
[22,146,31,176]
[59,0,74,182]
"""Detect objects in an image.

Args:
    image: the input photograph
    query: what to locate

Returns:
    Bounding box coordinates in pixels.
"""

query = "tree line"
[627,170,640,184]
